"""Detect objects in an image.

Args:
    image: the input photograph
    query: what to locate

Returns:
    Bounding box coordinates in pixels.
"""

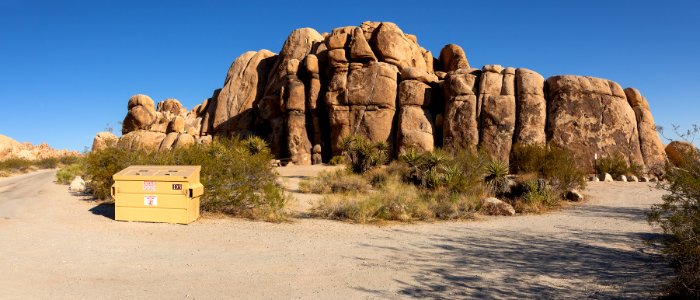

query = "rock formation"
[0,134,79,160]
[106,21,669,174]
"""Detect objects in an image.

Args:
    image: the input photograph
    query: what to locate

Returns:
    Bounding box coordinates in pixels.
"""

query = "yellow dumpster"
[111,165,203,224]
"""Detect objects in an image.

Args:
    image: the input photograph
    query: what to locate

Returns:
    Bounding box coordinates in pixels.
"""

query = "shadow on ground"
[89,203,114,220]
[355,203,672,299]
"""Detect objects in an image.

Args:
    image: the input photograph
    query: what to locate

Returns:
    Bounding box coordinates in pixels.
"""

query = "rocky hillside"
[0,134,79,160]
[103,21,667,174]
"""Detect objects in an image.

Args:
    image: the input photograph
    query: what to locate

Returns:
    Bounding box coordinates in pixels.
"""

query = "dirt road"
[0,169,671,299]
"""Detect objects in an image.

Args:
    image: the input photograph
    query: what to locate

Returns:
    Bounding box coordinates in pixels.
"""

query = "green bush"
[339,134,389,174]
[0,158,34,174]
[648,146,700,298]
[83,137,286,221]
[328,155,345,166]
[595,154,641,178]
[311,175,480,223]
[299,169,371,194]
[56,162,84,184]
[511,144,585,197]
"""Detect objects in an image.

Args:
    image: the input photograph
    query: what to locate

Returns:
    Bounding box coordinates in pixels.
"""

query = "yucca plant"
[484,159,510,197]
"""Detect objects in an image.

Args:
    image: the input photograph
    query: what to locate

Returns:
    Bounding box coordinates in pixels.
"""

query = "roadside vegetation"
[594,155,642,178]
[0,156,80,178]
[648,140,700,298]
[63,136,286,222]
[304,136,586,223]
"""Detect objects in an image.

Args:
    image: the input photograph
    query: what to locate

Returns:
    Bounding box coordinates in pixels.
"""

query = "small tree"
[649,125,700,298]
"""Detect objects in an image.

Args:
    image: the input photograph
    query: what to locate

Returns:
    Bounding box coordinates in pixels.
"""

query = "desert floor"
[0,168,672,299]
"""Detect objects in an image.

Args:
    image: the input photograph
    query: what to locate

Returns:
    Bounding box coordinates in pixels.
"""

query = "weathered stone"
[438,44,470,72]
[157,99,184,115]
[373,22,428,72]
[547,75,645,170]
[397,106,434,153]
[401,67,438,84]
[173,134,194,149]
[565,189,584,201]
[328,105,395,154]
[91,131,118,152]
[213,50,276,135]
[625,88,666,173]
[328,48,349,69]
[443,71,480,152]
[599,173,614,182]
[480,95,516,164]
[514,68,546,146]
[287,113,311,165]
[629,175,639,182]
[284,76,306,112]
[665,141,698,167]
[69,176,86,193]
[312,153,322,165]
[618,175,628,182]
[122,105,156,134]
[398,80,432,107]
[167,116,185,134]
[159,132,179,151]
[481,197,515,216]
[349,27,376,62]
[347,62,398,108]
[118,130,166,151]
[127,94,155,111]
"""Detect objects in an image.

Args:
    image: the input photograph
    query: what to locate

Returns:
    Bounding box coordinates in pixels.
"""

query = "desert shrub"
[35,157,60,169]
[513,176,556,213]
[339,134,389,174]
[648,146,700,298]
[0,158,34,174]
[595,154,640,178]
[299,169,371,194]
[56,162,84,184]
[83,137,286,221]
[511,144,585,197]
[311,176,480,223]
[328,155,345,166]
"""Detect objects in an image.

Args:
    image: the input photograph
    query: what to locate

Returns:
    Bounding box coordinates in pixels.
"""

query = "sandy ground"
[0,168,672,299]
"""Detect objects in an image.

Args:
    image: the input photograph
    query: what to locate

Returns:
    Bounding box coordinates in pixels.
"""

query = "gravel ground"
[0,168,672,299]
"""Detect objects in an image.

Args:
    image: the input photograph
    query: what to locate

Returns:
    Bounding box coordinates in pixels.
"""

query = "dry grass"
[310,169,481,223]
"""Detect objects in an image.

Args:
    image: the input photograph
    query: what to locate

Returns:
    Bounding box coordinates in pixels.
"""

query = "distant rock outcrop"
[0,134,78,160]
[105,21,668,174]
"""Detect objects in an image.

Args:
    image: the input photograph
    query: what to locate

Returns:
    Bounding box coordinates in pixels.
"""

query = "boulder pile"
[99,21,669,174]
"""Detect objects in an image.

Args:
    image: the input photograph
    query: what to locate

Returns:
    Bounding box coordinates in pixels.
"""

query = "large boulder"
[117,130,165,151]
[397,106,434,153]
[624,88,667,173]
[212,50,276,136]
[479,66,516,164]
[443,69,480,152]
[546,75,645,170]
[481,197,515,216]
[157,98,184,115]
[258,28,323,156]
[122,95,156,134]
[373,22,429,73]
[438,44,470,72]
[514,68,546,146]
[347,62,399,108]
[91,132,118,152]
[665,141,698,167]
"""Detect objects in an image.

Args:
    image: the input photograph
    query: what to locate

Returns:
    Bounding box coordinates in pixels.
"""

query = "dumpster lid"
[113,165,201,181]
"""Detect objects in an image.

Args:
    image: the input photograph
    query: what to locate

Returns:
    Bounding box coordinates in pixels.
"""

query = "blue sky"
[1,0,698,150]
